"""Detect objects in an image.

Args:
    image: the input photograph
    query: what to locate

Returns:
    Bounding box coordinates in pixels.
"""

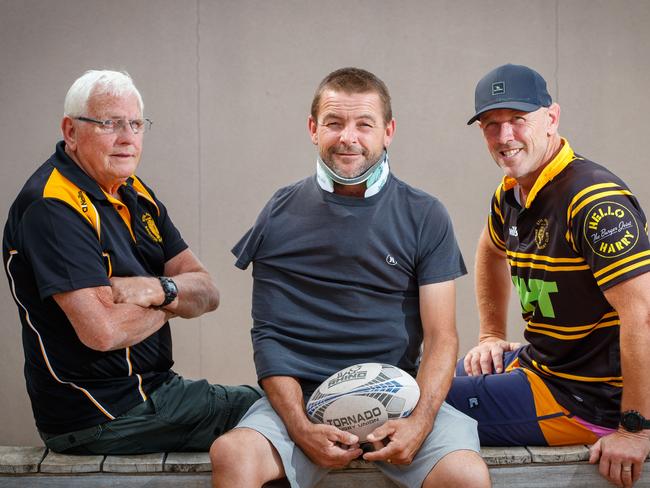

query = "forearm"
[163,270,219,318]
[54,287,173,352]
[411,328,458,428]
[475,225,511,341]
[619,313,650,420]
[261,376,312,439]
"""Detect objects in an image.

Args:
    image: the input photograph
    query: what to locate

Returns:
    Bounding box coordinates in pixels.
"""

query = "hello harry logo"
[583,201,638,258]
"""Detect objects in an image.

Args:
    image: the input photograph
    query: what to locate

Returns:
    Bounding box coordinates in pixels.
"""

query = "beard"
[320,143,380,179]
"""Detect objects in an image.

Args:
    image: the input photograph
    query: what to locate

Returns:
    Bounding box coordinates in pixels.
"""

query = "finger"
[598,456,610,480]
[479,349,494,375]
[621,464,633,488]
[509,342,522,350]
[463,354,473,376]
[469,352,482,376]
[366,423,395,443]
[490,347,504,373]
[607,462,623,488]
[632,462,642,485]
[362,443,398,463]
[325,426,359,446]
[588,440,602,464]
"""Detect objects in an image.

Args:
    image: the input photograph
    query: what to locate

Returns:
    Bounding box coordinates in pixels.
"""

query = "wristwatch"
[157,276,178,307]
[620,410,650,433]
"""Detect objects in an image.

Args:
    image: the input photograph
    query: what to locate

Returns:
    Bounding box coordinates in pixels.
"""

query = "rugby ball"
[306,363,420,442]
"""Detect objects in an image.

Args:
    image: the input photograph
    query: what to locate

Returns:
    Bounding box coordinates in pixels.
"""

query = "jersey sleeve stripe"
[592,250,650,279]
[596,258,650,287]
[488,216,506,250]
[569,189,633,221]
[566,182,621,226]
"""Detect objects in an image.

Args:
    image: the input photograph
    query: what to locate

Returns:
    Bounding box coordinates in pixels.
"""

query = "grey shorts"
[40,374,262,455]
[236,396,480,488]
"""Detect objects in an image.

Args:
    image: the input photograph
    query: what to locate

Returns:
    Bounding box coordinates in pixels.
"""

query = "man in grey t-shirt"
[209,68,490,488]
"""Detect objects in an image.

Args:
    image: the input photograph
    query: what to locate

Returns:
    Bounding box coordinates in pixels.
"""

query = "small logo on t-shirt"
[509,225,518,237]
[385,254,397,266]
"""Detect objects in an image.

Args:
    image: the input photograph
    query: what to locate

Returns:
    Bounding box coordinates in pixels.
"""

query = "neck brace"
[316,152,390,197]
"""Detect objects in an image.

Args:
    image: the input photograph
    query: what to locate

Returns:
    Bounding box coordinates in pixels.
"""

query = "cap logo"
[492,81,505,96]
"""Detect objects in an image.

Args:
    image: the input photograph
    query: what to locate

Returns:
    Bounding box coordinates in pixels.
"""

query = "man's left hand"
[362,415,431,465]
[589,430,650,487]
[110,276,164,308]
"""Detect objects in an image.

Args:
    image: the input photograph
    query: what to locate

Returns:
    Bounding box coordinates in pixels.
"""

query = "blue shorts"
[236,396,480,488]
[446,348,602,446]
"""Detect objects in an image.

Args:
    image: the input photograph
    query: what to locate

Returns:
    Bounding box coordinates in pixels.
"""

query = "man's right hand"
[290,421,362,468]
[463,338,521,376]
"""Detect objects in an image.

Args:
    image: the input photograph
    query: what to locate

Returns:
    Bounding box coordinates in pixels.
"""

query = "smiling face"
[478,104,561,191]
[62,90,143,194]
[308,89,395,180]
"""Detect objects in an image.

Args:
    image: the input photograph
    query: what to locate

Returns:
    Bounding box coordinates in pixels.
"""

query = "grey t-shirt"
[233,173,466,395]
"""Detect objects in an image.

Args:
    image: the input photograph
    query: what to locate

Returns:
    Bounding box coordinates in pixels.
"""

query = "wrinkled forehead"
[317,89,384,120]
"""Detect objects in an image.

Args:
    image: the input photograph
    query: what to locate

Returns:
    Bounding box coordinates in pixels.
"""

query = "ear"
[61,116,77,151]
[308,115,318,145]
[383,119,396,148]
[546,103,561,136]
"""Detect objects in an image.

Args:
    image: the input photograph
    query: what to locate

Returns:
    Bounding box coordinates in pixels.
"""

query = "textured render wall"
[0,0,648,445]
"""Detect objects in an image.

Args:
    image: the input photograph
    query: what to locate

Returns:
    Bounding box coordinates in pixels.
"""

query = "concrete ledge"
[1,445,649,487]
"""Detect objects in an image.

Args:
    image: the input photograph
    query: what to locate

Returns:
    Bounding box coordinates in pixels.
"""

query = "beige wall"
[1,0,648,445]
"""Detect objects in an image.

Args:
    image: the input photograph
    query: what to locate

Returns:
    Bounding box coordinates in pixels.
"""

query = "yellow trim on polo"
[130,176,160,216]
[42,168,101,239]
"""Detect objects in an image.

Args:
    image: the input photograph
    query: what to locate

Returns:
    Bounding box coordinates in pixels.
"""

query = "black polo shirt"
[487,139,650,427]
[2,141,187,434]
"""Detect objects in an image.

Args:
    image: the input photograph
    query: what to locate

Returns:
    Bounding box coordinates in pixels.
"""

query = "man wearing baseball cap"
[446,64,650,487]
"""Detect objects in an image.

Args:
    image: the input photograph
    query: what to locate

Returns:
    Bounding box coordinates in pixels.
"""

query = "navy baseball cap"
[467,64,552,125]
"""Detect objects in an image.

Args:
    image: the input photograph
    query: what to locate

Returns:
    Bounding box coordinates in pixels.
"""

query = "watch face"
[622,412,643,432]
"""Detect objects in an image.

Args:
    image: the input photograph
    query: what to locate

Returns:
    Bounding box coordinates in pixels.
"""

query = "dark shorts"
[40,374,262,455]
[446,348,604,446]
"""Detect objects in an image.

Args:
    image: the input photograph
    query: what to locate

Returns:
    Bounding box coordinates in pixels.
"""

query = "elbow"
[76,323,122,352]
[208,288,220,312]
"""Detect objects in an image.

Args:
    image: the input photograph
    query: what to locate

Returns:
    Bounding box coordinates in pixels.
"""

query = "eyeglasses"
[74,116,153,134]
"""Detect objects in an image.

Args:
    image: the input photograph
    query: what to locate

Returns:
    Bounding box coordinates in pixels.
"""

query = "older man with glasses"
[2,70,260,455]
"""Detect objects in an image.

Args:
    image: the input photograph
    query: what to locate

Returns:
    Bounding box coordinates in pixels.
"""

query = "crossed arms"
[53,248,218,351]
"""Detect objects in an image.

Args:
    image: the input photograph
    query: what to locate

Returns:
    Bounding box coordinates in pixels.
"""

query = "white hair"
[63,70,144,117]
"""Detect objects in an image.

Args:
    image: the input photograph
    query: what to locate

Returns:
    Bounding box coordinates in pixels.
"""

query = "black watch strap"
[157,276,178,307]
[620,410,650,433]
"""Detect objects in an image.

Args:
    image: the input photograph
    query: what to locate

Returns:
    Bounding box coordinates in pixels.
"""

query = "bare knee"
[210,428,284,488]
[424,449,491,488]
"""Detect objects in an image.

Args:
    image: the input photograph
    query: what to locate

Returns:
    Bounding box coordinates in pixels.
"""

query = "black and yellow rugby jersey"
[487,139,650,427]
[2,141,187,434]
